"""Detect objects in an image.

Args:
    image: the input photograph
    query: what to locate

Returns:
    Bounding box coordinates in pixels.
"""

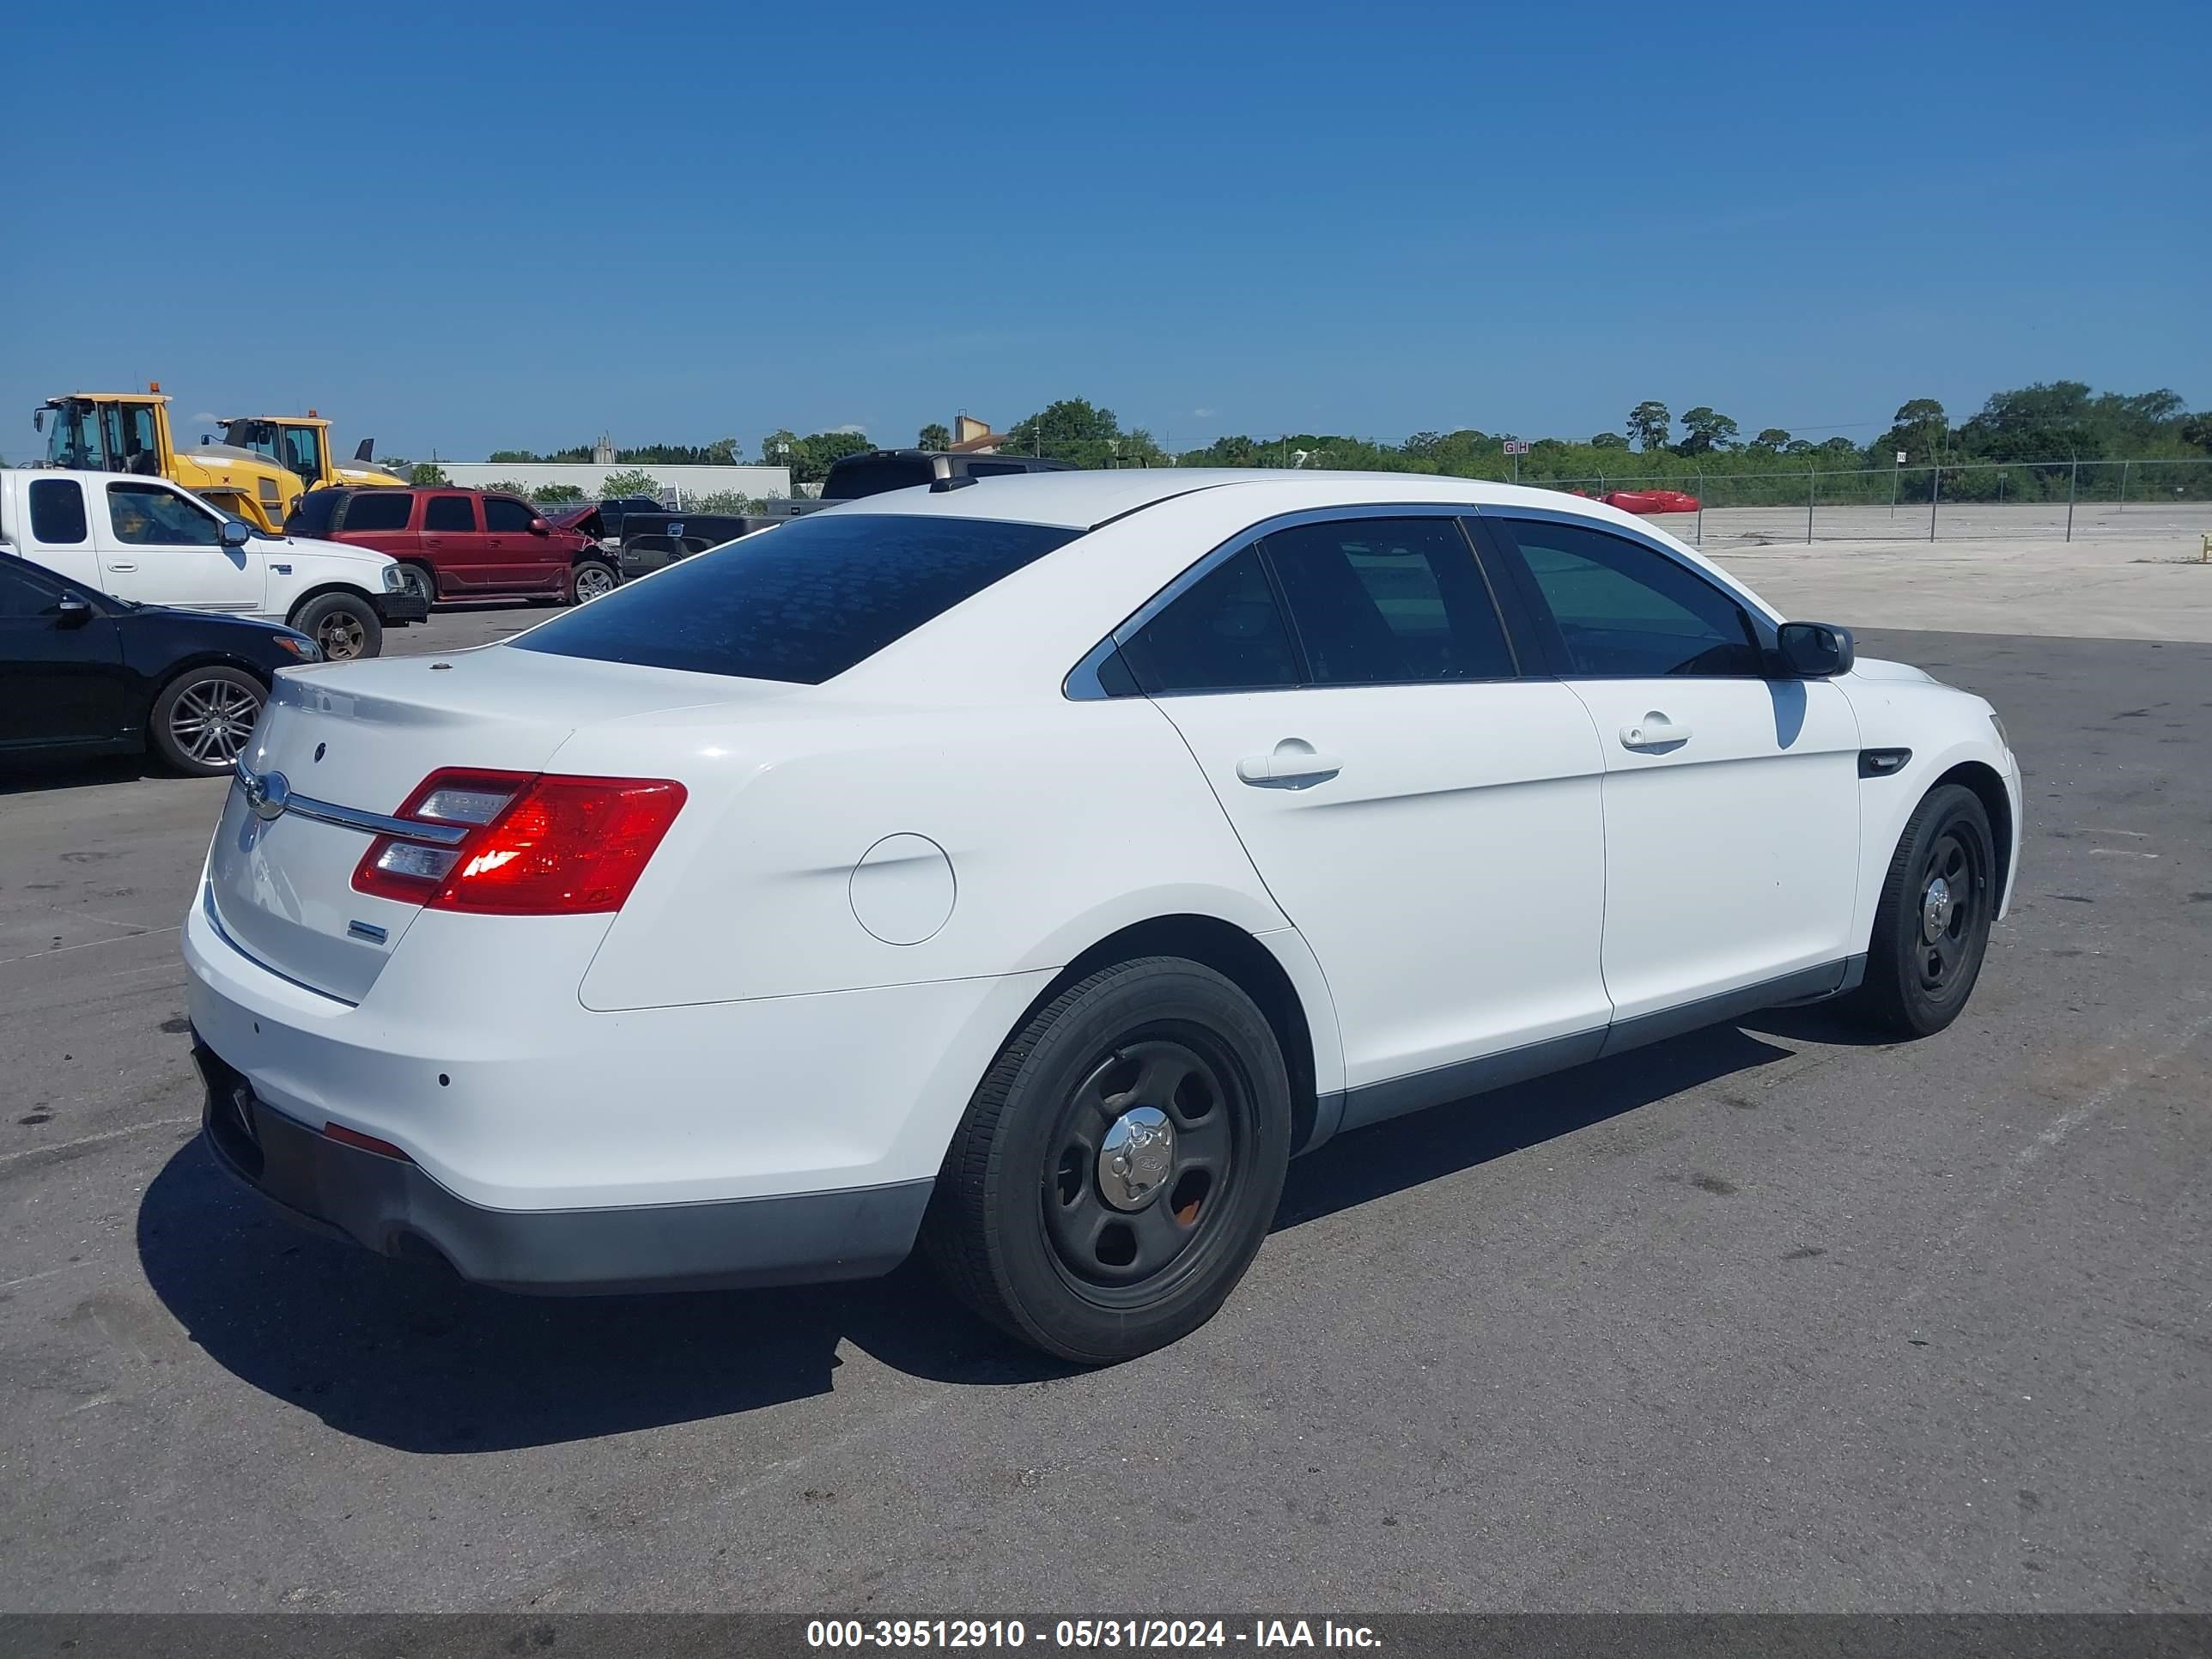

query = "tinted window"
[483,495,537,532]
[288,489,343,537]
[339,490,412,532]
[1118,547,1300,695]
[28,478,88,544]
[821,456,933,499]
[1498,519,1761,678]
[511,513,1079,684]
[423,495,477,532]
[0,562,65,617]
[106,483,221,546]
[1264,517,1513,684]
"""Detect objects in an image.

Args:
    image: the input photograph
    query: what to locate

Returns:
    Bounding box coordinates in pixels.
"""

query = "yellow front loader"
[34,388,301,532]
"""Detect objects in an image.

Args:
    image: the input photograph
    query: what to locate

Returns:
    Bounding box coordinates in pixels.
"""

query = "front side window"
[1117,547,1301,695]
[29,478,89,544]
[1498,518,1762,678]
[511,513,1079,684]
[423,495,477,532]
[483,495,537,532]
[1262,516,1513,685]
[339,491,412,532]
[106,483,221,547]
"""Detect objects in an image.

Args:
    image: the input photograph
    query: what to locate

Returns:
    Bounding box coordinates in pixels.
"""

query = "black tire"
[921,957,1291,1364]
[290,591,382,661]
[1856,783,1996,1038]
[568,559,619,605]
[149,665,265,777]
[394,562,437,608]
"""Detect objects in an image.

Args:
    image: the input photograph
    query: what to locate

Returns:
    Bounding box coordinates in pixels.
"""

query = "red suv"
[286,489,620,606]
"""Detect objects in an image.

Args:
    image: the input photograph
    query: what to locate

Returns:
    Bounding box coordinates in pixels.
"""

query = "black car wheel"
[291,592,382,661]
[149,666,265,777]
[922,957,1291,1364]
[1856,782,1996,1037]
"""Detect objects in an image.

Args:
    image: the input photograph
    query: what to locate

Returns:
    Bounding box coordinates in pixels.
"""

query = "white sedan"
[184,471,2019,1361]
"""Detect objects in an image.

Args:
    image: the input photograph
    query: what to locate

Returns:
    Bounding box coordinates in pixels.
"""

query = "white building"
[437,462,792,504]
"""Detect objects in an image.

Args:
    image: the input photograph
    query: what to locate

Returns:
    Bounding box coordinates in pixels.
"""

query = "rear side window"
[1117,547,1301,695]
[1497,518,1761,678]
[1262,517,1514,684]
[287,489,342,537]
[338,491,412,532]
[28,478,88,544]
[483,495,538,532]
[510,513,1079,684]
[422,495,477,532]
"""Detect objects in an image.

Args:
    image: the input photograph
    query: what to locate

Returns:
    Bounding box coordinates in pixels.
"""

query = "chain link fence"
[1521,458,2212,547]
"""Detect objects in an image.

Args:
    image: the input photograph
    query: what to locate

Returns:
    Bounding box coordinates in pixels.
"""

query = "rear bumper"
[193,1040,932,1293]
[374,592,429,626]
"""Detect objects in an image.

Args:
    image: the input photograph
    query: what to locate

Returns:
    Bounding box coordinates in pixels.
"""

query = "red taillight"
[351,769,686,915]
[324,1121,411,1160]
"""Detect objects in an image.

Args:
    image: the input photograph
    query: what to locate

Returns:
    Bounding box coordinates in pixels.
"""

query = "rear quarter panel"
[561,694,1297,1012]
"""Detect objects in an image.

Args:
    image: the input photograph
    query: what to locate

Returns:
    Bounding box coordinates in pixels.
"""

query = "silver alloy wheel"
[318,611,368,659]
[573,564,617,602]
[168,677,261,768]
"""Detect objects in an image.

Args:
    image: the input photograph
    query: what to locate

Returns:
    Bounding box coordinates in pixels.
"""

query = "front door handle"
[1621,714,1692,750]
[1237,742,1342,787]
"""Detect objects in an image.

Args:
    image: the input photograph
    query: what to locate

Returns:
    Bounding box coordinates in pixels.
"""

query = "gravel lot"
[1,605,2206,1613]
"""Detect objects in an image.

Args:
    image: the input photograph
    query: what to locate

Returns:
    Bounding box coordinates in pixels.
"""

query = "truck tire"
[569,560,619,605]
[291,592,383,661]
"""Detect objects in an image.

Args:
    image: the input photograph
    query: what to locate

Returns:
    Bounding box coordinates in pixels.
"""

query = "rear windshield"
[820,455,934,500]
[508,513,1079,684]
[286,489,343,537]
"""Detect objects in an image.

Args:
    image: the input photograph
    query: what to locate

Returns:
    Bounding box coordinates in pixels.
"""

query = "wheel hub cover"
[1922,875,1954,942]
[1097,1105,1175,1212]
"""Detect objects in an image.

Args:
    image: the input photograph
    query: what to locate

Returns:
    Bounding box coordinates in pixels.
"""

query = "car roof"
[808,467,1644,532]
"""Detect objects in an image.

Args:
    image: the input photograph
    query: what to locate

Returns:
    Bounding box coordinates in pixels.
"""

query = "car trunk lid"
[206,648,775,1003]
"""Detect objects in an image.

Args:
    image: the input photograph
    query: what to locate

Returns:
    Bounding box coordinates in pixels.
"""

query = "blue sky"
[5,0,2206,463]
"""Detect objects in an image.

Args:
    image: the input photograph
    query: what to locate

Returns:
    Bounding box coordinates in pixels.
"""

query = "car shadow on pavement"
[139,1020,1801,1454]
[0,755,161,795]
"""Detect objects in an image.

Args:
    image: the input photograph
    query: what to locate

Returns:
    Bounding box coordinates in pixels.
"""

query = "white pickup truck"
[0,469,427,659]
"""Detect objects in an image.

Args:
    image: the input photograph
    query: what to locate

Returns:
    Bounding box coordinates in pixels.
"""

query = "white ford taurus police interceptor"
[185,471,2020,1361]
[0,469,425,659]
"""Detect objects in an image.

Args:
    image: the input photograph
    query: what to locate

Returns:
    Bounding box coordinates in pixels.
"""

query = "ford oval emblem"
[244,769,291,823]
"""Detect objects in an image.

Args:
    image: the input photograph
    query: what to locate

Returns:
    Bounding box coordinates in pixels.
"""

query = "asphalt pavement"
[0,617,2205,1613]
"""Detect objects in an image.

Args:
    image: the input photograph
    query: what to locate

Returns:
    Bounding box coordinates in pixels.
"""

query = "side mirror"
[1777,620,1854,678]
[220,519,253,549]
[528,517,550,535]
[55,596,93,629]
[33,409,46,434]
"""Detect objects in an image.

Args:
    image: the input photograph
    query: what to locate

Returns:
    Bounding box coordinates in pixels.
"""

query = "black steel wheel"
[1856,782,1996,1037]
[923,957,1291,1363]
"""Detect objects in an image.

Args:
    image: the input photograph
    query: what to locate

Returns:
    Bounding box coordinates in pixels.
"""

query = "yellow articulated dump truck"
[34,388,302,533]
[207,413,409,493]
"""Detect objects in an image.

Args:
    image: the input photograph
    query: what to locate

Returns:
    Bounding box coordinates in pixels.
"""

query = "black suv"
[817,449,1073,502]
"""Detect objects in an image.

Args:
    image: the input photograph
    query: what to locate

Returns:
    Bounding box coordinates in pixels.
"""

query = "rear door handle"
[107,562,138,573]
[1621,715,1692,750]
[1237,744,1342,787]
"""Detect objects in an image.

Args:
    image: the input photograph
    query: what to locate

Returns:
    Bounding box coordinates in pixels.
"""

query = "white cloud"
[831,422,868,435]
[1191,408,1216,419]
[192,412,220,426]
